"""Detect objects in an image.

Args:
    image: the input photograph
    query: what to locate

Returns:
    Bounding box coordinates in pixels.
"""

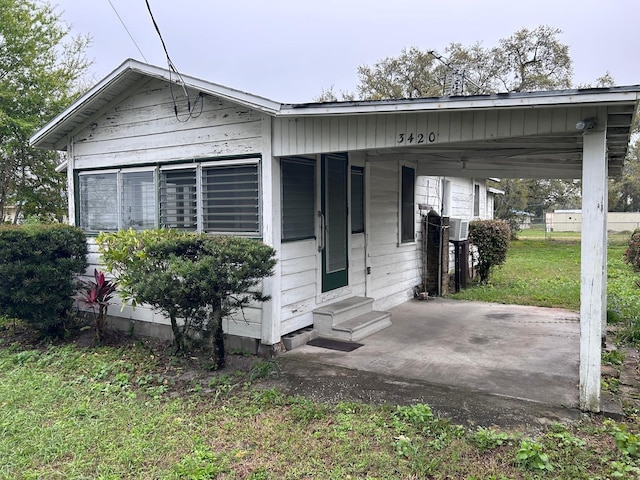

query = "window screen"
[281,158,315,241]
[79,173,118,231]
[202,164,259,234]
[401,166,415,243]
[122,171,156,230]
[474,184,480,217]
[351,167,364,234]
[160,169,197,230]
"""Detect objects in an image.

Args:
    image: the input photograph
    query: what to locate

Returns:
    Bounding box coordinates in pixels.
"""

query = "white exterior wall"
[72,79,266,339]
[367,161,423,311]
[72,79,263,169]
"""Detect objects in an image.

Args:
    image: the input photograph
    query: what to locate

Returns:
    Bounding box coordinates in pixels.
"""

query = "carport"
[274,86,640,412]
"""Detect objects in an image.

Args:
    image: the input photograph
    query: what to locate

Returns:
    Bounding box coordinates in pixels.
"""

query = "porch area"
[274,298,620,426]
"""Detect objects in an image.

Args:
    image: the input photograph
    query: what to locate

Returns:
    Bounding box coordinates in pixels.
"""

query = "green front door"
[320,153,348,292]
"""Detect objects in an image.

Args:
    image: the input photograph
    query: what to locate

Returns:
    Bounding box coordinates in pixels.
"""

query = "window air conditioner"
[449,218,469,241]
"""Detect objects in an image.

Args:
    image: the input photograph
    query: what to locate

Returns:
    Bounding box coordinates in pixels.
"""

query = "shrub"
[73,269,117,344]
[624,228,640,271]
[0,224,88,334]
[98,229,277,366]
[468,220,511,283]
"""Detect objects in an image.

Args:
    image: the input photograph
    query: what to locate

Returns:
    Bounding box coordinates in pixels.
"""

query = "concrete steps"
[313,296,392,342]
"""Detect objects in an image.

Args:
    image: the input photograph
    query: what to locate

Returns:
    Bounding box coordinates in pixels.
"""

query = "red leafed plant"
[73,269,117,343]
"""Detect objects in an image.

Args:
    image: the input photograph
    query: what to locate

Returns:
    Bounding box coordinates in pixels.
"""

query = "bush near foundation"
[0,224,88,334]
[468,220,510,283]
[98,229,277,367]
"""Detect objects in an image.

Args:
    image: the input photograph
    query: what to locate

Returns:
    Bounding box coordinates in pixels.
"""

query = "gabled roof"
[31,59,640,169]
[31,59,283,151]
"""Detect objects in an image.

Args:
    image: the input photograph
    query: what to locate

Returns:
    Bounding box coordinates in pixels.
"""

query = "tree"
[0,0,91,223]
[609,140,640,212]
[355,26,573,100]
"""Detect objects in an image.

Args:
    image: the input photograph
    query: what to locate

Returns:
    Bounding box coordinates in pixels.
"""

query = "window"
[203,164,259,234]
[351,167,364,233]
[281,158,315,241]
[160,169,197,230]
[123,171,156,229]
[79,172,118,231]
[77,159,260,235]
[442,179,451,217]
[401,165,415,243]
[473,183,480,217]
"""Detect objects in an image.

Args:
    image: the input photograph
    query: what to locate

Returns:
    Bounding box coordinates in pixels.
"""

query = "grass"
[3,230,640,478]
[1,333,640,479]
[451,230,640,342]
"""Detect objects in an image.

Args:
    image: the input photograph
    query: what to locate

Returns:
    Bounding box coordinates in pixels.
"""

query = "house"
[31,59,640,412]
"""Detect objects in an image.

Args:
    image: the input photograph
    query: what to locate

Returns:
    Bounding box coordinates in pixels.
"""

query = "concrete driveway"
[275,298,586,427]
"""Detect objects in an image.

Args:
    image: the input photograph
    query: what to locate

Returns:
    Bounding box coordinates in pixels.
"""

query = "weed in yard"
[394,435,417,458]
[289,397,329,423]
[471,426,510,451]
[603,376,621,394]
[395,403,434,426]
[172,443,230,479]
[248,359,279,382]
[606,420,640,458]
[603,349,627,366]
[515,439,554,472]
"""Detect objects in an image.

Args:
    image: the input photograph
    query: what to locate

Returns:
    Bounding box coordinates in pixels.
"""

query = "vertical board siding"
[73,79,264,169]
[272,107,584,157]
[366,162,423,311]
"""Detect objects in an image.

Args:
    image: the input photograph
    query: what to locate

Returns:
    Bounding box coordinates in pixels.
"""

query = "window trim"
[76,158,262,236]
[281,157,316,242]
[351,166,365,234]
[399,163,416,244]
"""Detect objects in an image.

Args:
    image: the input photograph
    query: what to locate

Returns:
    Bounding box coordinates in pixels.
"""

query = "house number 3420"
[397,132,436,144]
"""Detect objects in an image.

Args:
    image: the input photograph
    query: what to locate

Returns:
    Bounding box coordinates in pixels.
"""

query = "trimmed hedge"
[0,224,88,333]
[468,220,511,283]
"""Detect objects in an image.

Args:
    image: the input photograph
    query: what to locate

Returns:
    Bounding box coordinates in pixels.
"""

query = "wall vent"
[449,218,469,241]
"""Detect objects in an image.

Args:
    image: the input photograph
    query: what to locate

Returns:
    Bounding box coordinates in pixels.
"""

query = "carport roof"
[31,59,639,178]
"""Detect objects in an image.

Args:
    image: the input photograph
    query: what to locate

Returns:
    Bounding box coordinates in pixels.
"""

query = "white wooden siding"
[280,239,317,334]
[73,79,264,170]
[272,107,596,157]
[367,161,423,311]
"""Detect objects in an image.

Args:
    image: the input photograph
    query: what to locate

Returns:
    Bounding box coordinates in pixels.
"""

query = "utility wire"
[106,0,148,62]
[144,0,202,122]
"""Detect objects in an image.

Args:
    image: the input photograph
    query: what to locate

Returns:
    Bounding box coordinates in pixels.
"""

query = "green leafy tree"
[610,140,640,212]
[355,26,573,100]
[0,0,91,222]
[98,230,277,367]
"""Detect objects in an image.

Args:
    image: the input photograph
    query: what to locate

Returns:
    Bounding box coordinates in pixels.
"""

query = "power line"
[106,0,148,63]
[144,0,202,122]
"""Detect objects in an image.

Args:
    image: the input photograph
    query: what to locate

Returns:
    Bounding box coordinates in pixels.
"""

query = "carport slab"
[278,298,594,426]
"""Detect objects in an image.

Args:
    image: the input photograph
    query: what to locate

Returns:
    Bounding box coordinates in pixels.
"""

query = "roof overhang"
[30,59,283,151]
[30,59,639,180]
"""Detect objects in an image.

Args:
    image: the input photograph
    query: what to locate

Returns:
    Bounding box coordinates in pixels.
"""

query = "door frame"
[319,153,349,293]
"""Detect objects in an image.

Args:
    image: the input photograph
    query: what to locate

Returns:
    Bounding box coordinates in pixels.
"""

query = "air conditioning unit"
[449,218,469,241]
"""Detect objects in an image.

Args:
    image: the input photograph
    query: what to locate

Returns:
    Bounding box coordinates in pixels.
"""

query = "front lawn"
[1,327,640,479]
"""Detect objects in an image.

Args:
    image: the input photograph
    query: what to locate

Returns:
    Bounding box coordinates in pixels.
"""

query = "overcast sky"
[56,0,640,103]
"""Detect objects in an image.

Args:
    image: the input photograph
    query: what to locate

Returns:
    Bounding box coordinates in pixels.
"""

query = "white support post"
[260,115,282,346]
[579,123,608,412]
